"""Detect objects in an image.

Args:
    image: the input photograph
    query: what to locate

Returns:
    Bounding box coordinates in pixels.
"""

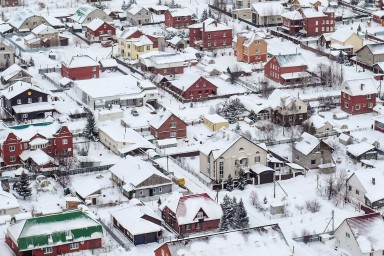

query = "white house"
[335,213,384,256]
[304,114,334,134]
[98,121,154,156]
[74,75,159,111]
[0,190,20,217]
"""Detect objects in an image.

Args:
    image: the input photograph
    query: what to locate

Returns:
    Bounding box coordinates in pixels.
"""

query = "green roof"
[9,122,53,130]
[9,211,102,251]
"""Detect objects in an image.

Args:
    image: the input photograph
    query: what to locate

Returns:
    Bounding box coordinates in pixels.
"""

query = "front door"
[149,189,154,196]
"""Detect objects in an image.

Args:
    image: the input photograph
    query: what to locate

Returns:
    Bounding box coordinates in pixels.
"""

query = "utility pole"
[332,210,334,232]
[273,173,276,198]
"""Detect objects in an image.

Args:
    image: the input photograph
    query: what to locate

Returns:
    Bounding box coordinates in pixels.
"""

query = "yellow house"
[203,114,229,132]
[330,28,363,54]
[121,35,155,60]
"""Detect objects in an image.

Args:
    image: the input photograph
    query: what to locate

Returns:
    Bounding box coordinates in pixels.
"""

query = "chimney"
[372,177,376,185]
[361,83,364,90]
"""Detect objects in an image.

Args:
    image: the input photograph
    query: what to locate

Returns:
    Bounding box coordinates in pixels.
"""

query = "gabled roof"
[1,82,45,100]
[62,55,99,68]
[159,193,222,225]
[110,201,162,235]
[148,110,174,129]
[0,190,19,211]
[109,156,170,190]
[168,8,193,17]
[293,132,320,155]
[1,64,31,82]
[341,78,377,96]
[274,53,307,68]
[86,17,106,31]
[31,24,57,35]
[127,4,149,16]
[329,28,359,43]
[20,149,54,166]
[252,2,285,16]
[305,115,333,129]
[7,210,102,251]
[346,142,375,157]
[300,7,327,18]
[337,213,384,254]
[281,10,303,20]
[236,31,263,47]
[71,4,98,23]
[360,43,384,55]
[268,89,299,109]
[189,18,232,32]
[119,27,142,39]
[350,168,384,203]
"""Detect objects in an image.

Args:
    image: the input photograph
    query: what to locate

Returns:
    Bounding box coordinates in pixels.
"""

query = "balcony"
[29,138,49,150]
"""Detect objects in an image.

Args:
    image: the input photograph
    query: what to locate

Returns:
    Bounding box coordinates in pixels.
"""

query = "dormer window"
[197,211,203,219]
[48,234,53,244]
[65,230,72,239]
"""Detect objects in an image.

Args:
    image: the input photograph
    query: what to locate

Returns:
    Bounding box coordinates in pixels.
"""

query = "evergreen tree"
[15,171,31,199]
[200,9,208,22]
[226,174,233,191]
[233,199,249,229]
[208,9,213,18]
[263,196,268,204]
[237,170,246,190]
[219,195,233,231]
[248,110,257,122]
[337,50,344,64]
[84,113,97,140]
[157,0,162,5]
[29,57,34,66]
[357,24,361,32]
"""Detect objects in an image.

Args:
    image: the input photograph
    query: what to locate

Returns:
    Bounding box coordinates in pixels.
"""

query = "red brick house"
[341,78,377,115]
[168,74,218,100]
[264,53,309,84]
[189,18,232,50]
[139,51,197,75]
[281,7,335,37]
[165,9,194,29]
[233,31,267,63]
[0,122,73,166]
[6,211,102,256]
[61,55,100,80]
[159,193,222,236]
[373,10,384,26]
[149,110,187,139]
[85,17,116,42]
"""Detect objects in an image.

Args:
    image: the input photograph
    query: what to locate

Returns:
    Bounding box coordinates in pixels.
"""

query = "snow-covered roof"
[86,17,105,31]
[274,53,307,68]
[159,193,222,225]
[71,4,98,24]
[329,27,358,43]
[9,9,37,29]
[19,149,54,166]
[31,24,57,35]
[268,89,298,109]
[110,201,162,235]
[346,142,375,157]
[129,35,153,46]
[236,31,263,47]
[127,4,148,15]
[251,2,285,16]
[168,8,193,17]
[0,190,19,211]
[167,36,185,46]
[301,7,327,18]
[373,10,384,17]
[341,78,377,96]
[140,51,197,68]
[99,58,118,68]
[148,110,174,129]
[98,122,154,154]
[12,102,55,114]
[1,82,45,100]
[340,213,384,254]
[204,114,228,124]
[62,55,99,68]
[189,18,232,32]
[281,10,303,20]
[109,156,170,189]
[250,163,274,174]
[74,75,156,99]
[351,168,384,202]
[170,73,201,91]
[119,27,141,39]
[365,43,384,55]
[0,64,30,82]
[305,114,333,129]
[294,132,320,155]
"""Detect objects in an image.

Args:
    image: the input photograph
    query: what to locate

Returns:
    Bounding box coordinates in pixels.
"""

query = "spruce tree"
[229,197,237,228]
[16,171,31,199]
[337,50,344,64]
[226,174,233,191]
[219,194,233,231]
[201,9,208,22]
[84,112,97,140]
[238,170,246,190]
[233,199,249,229]
[248,110,257,122]
[208,9,213,18]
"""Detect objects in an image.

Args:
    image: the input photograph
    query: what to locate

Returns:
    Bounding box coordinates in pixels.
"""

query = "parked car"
[101,41,112,47]
[131,109,139,116]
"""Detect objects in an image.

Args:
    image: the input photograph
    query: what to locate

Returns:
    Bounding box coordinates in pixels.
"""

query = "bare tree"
[259,78,274,98]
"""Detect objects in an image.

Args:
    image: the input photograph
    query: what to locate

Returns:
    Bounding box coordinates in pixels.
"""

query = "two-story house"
[61,55,100,80]
[126,5,151,25]
[1,82,54,120]
[268,89,308,126]
[341,78,377,115]
[123,35,154,60]
[0,64,32,85]
[189,18,232,50]
[164,8,194,29]
[334,213,384,256]
[0,41,15,71]
[168,74,218,100]
[251,2,285,26]
[355,43,384,67]
[71,4,112,25]
[6,211,103,256]
[233,31,267,63]
[159,193,222,236]
[329,28,363,55]
[292,132,334,172]
[0,121,73,166]
[85,18,116,42]
[24,24,64,48]
[9,9,63,32]
[264,53,309,84]
[148,110,187,139]
[200,129,269,183]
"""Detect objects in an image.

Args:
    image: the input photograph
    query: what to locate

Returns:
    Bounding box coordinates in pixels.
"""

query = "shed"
[156,138,178,149]
[203,114,229,131]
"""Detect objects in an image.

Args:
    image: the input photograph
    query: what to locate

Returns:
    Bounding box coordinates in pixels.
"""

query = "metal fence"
[292,232,334,243]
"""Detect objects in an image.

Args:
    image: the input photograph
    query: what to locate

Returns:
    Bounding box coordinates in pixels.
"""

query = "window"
[92,67,97,71]
[24,143,28,149]
[140,191,143,195]
[196,212,203,219]
[356,189,359,195]
[153,188,156,193]
[219,161,224,179]
[355,104,360,110]
[316,21,318,25]
[295,155,299,160]
[170,131,176,138]
[65,230,71,238]
[22,114,28,119]
[146,46,150,51]
[223,32,226,37]
[170,122,177,128]
[223,40,226,45]
[366,94,372,99]
[10,156,16,162]
[186,224,191,230]
[43,247,52,254]
[207,42,211,47]
[348,185,351,191]
[214,41,217,46]
[159,187,162,192]
[70,242,79,250]
[28,98,32,103]
[17,99,21,104]
[208,33,211,39]
[346,232,350,238]
[311,159,316,165]
[345,102,349,108]
[184,16,188,20]
[196,222,200,229]
[255,156,260,163]
[38,97,43,102]
[9,145,15,152]
[62,138,68,145]
[369,103,373,108]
